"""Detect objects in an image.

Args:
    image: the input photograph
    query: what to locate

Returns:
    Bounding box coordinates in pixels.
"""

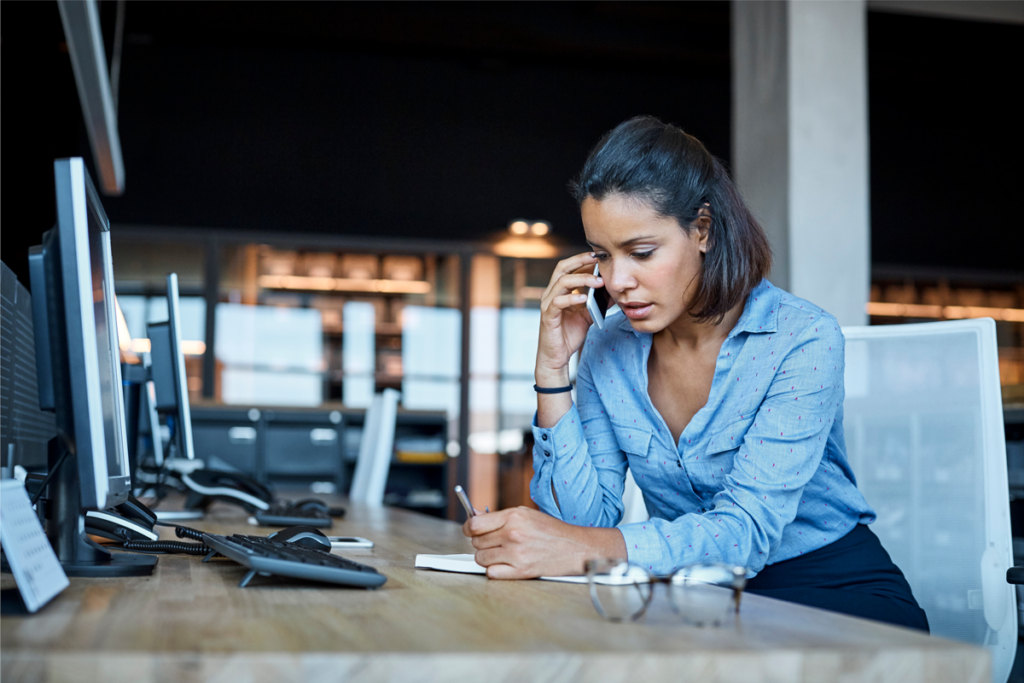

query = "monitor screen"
[146,274,196,460]
[88,200,132,488]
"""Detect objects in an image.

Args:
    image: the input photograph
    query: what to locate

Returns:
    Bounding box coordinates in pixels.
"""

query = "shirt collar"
[729,278,780,338]
[615,278,780,339]
[615,308,642,337]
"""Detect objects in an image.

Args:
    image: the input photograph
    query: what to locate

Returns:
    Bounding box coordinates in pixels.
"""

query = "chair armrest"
[1007,567,1024,585]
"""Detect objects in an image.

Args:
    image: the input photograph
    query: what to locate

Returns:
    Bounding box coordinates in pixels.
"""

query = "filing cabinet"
[191,407,263,475]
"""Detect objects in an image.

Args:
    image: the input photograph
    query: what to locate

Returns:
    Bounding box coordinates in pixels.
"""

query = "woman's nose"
[605,261,635,293]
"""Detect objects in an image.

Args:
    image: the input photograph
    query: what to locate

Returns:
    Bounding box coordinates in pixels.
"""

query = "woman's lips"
[619,302,653,319]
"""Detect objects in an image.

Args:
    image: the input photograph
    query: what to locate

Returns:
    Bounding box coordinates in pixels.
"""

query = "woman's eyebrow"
[586,235,659,250]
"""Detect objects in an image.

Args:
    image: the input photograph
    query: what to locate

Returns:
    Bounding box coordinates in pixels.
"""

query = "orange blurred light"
[866,301,1024,322]
[258,275,431,294]
[128,338,206,356]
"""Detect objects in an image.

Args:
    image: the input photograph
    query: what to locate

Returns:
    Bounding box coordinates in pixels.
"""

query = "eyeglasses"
[584,559,748,626]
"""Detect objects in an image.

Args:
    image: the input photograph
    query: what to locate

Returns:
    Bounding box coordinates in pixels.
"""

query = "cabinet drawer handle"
[228,426,257,444]
[310,428,338,445]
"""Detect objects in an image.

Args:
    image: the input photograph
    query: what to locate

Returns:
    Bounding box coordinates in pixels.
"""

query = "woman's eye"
[595,253,609,261]
[632,251,654,260]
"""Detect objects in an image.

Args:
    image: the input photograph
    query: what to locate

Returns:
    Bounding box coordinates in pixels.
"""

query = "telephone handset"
[84,495,160,542]
[181,468,274,513]
[586,263,611,329]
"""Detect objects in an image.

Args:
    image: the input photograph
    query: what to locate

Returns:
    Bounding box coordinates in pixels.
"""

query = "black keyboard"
[203,533,386,589]
[253,502,332,528]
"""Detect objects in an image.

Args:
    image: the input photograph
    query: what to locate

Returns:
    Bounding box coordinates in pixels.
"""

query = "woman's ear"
[694,205,712,254]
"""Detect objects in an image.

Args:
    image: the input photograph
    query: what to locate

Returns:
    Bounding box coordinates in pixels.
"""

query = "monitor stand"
[46,439,157,577]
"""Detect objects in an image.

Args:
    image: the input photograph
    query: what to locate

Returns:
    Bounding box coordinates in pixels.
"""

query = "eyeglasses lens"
[669,565,743,626]
[587,560,652,621]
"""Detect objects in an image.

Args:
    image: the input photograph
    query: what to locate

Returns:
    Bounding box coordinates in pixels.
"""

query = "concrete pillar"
[733,0,870,326]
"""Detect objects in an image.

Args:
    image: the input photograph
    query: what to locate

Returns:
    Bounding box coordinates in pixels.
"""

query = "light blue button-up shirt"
[530,279,875,575]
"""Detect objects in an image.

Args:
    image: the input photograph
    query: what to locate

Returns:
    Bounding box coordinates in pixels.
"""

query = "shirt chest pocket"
[613,424,653,457]
[691,422,746,496]
[614,423,674,491]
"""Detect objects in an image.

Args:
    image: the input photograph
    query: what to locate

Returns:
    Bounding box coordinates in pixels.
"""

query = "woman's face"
[581,193,707,335]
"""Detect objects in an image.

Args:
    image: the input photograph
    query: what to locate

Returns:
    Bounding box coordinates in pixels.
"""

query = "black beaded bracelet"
[534,383,574,394]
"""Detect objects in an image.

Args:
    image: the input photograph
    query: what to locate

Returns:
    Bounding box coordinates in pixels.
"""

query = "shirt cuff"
[531,403,585,460]
[618,521,669,573]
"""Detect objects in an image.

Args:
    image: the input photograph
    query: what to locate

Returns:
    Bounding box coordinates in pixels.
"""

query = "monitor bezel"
[166,273,196,460]
[53,157,132,510]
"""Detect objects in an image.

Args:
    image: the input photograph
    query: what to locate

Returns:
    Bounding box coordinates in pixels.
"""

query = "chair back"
[620,469,650,526]
[843,319,1015,682]
[349,388,400,506]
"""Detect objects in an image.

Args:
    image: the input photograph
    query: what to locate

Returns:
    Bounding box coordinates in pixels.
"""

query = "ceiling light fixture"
[509,220,529,235]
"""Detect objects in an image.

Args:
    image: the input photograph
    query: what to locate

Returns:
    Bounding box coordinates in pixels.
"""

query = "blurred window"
[215,303,323,406]
[342,302,375,408]
[402,305,462,417]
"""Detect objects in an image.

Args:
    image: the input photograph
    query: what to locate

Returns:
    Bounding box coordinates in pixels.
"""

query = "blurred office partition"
[342,301,375,408]
[401,306,461,417]
[215,303,323,406]
[843,319,1016,683]
[350,388,400,506]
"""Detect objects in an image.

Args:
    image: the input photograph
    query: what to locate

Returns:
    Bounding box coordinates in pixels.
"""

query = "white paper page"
[414,553,594,584]
[0,480,69,612]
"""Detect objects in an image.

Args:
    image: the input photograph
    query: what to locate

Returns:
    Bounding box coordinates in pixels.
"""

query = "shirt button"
[541,434,548,441]
[544,450,551,457]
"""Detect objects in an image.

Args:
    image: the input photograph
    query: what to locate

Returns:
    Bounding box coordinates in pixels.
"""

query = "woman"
[463,116,928,631]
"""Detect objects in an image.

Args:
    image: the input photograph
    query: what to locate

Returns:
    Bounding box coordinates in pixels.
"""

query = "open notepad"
[414,554,591,584]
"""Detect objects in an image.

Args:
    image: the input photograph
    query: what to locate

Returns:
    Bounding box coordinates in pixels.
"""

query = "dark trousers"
[746,524,930,632]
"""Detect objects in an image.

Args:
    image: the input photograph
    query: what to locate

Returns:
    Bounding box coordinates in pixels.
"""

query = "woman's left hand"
[462,507,626,579]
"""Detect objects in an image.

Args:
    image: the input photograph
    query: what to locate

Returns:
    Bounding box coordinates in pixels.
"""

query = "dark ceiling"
[1,1,1020,287]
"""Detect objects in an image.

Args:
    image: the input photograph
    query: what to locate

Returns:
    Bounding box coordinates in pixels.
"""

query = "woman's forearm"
[562,523,629,574]
[586,525,629,561]
[466,506,630,578]
[535,366,574,428]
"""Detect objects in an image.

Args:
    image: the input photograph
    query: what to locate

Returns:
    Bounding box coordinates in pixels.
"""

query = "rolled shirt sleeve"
[530,336,627,528]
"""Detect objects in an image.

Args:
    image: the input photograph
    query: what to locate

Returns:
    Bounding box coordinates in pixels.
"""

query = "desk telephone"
[179,468,274,513]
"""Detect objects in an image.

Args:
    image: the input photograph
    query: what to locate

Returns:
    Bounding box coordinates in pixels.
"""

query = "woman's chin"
[624,316,663,334]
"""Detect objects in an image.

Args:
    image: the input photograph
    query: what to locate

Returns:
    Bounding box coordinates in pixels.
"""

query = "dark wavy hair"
[569,116,772,325]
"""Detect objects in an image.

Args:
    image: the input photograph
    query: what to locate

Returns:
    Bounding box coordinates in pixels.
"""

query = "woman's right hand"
[535,251,604,385]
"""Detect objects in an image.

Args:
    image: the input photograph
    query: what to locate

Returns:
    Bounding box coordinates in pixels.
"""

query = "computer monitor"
[1,261,57,475]
[28,158,156,576]
[147,273,195,461]
[147,275,273,515]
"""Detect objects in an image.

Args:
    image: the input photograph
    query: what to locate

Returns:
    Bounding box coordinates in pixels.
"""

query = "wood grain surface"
[1,498,990,683]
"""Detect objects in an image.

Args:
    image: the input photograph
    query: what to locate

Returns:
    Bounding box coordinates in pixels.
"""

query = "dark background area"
[866,11,1021,273]
[1,1,1020,288]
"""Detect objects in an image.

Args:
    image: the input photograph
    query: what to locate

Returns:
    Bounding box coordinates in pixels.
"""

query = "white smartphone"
[586,263,610,329]
[328,536,375,549]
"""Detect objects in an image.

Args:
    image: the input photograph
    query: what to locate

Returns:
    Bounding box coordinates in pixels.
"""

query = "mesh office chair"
[843,319,1016,683]
[619,470,650,526]
[349,388,400,507]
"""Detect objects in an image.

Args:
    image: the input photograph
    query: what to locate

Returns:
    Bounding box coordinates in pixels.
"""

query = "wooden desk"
[1,502,989,683]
